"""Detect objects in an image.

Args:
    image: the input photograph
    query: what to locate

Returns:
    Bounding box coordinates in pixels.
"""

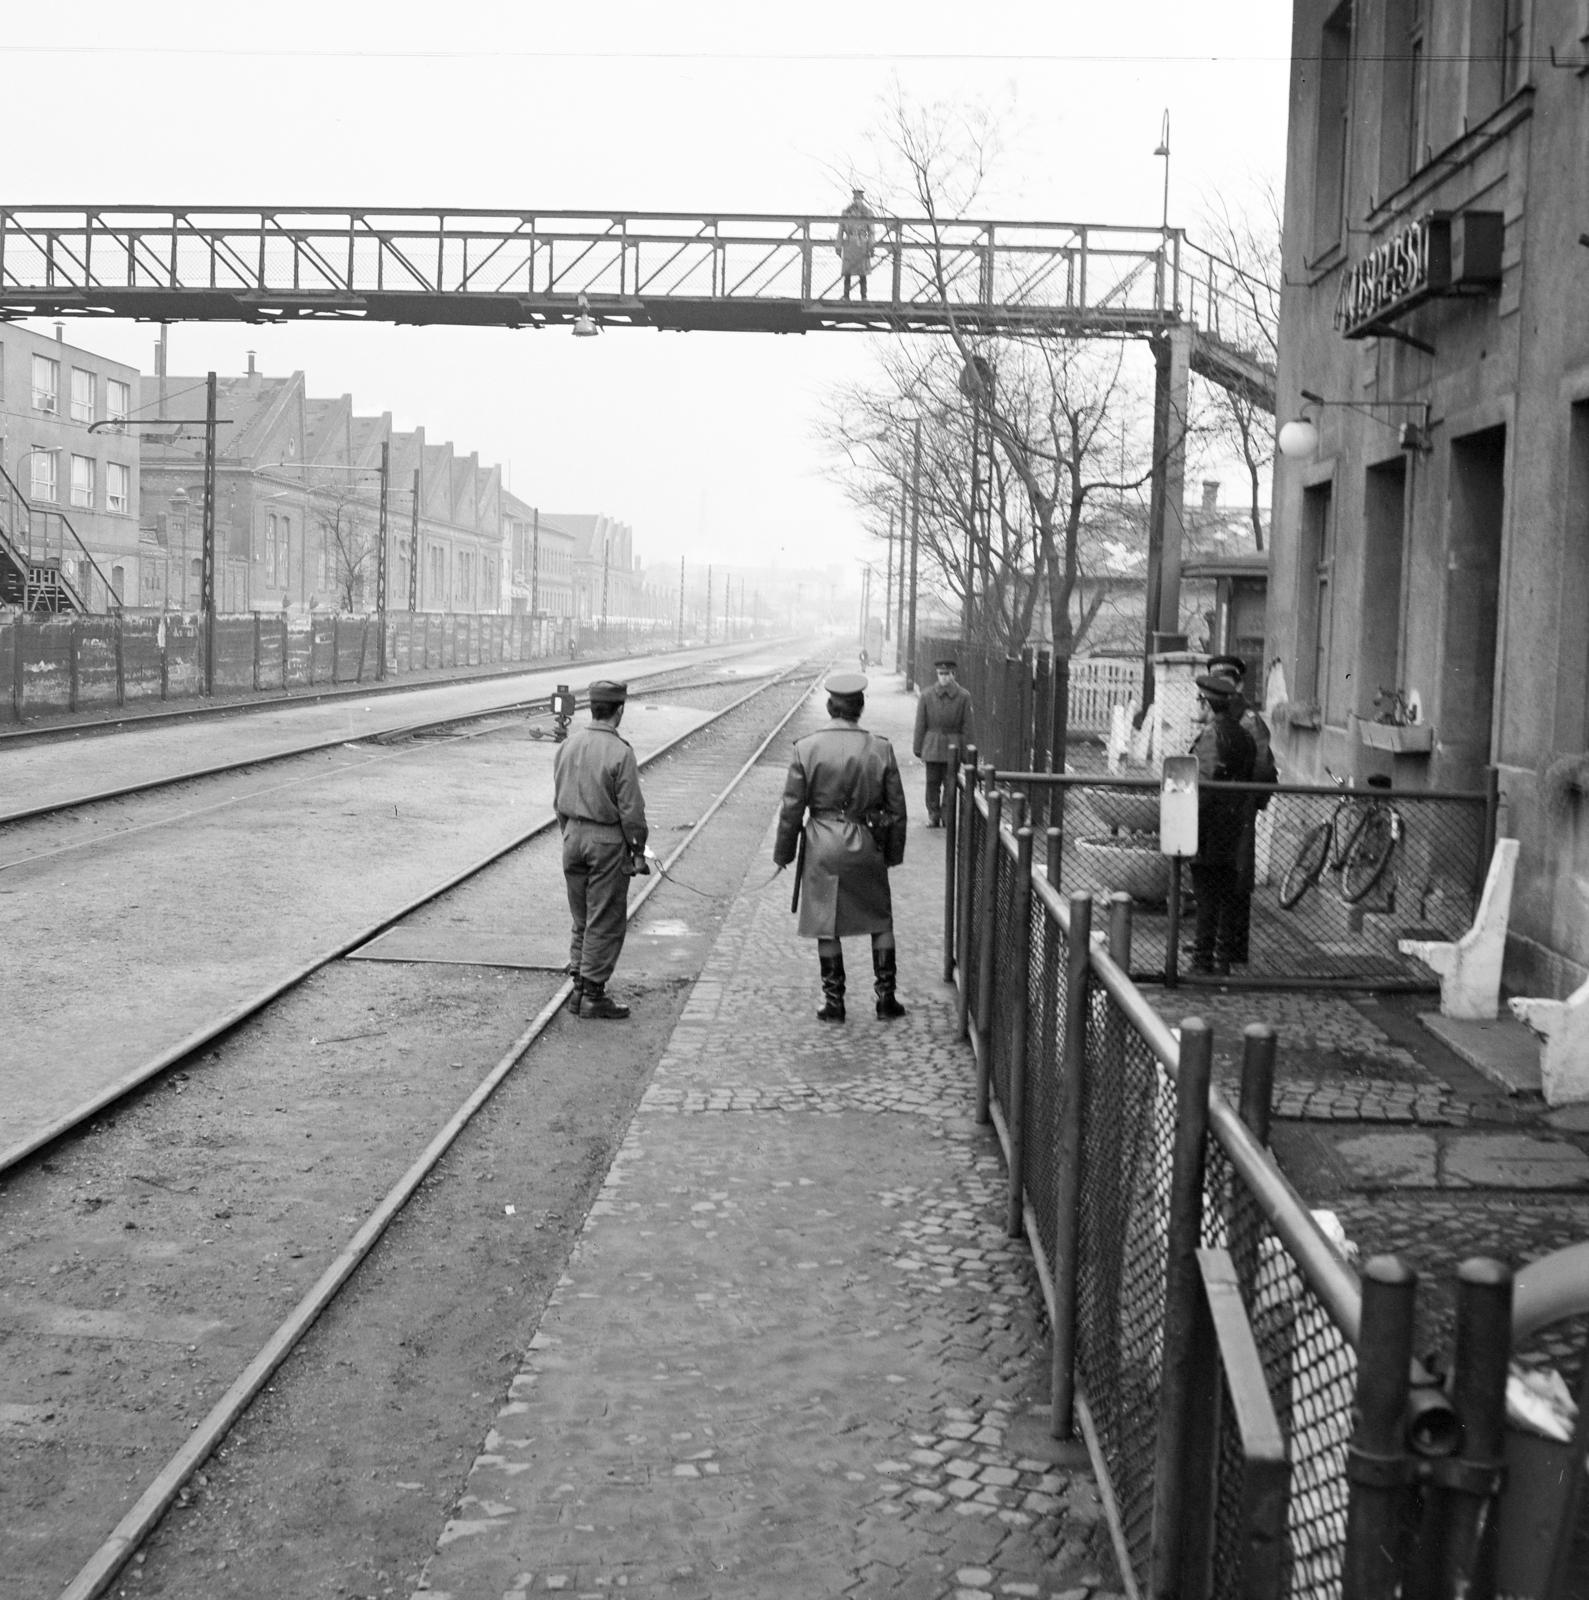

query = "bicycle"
[1278,770,1404,909]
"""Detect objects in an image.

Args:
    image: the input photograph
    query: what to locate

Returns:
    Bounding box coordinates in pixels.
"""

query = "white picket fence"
[1069,656,1142,732]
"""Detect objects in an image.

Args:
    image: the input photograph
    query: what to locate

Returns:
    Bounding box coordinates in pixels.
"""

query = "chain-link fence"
[961,765,1494,990]
[953,762,1371,1597]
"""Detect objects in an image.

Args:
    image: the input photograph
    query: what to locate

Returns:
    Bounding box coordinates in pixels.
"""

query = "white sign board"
[1160,755,1199,858]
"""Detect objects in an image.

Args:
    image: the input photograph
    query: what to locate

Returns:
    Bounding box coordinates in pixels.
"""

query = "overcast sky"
[6,1,1291,584]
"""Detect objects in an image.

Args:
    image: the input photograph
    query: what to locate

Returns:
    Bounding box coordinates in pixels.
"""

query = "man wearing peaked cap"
[773,670,909,1023]
[1205,655,1278,966]
[551,680,648,1019]
[912,657,974,827]
[1187,669,1256,977]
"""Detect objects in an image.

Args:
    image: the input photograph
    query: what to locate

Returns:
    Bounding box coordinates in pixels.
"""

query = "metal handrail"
[0,461,120,612]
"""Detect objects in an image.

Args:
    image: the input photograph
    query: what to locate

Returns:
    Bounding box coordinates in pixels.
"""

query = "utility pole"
[883,506,894,644]
[408,467,420,613]
[530,508,540,620]
[907,417,921,691]
[706,565,712,643]
[200,371,217,695]
[678,556,685,645]
[375,439,389,680]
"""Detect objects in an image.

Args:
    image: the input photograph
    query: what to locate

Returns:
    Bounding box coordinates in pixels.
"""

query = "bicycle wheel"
[1341,809,1398,903]
[1280,822,1332,909]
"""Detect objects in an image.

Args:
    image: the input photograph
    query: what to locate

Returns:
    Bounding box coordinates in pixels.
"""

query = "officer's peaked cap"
[588,679,628,705]
[1194,671,1242,700]
[1206,653,1247,681]
[934,658,958,670]
[825,672,868,697]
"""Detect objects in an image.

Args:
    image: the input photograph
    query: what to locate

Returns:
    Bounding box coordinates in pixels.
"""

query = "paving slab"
[1420,1012,1543,1096]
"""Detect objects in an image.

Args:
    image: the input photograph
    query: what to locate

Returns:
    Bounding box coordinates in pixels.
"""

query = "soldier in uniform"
[1188,670,1257,976]
[835,187,876,300]
[912,657,975,827]
[1207,654,1278,966]
[773,673,908,1022]
[552,680,649,1020]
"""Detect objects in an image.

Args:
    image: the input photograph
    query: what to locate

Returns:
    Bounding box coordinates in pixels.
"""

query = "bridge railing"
[0,206,1185,323]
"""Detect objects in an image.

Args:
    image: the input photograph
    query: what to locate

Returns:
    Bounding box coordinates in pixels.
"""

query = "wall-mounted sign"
[1334,211,1502,339]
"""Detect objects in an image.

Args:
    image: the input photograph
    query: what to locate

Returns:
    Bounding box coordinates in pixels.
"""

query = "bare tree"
[312,484,376,611]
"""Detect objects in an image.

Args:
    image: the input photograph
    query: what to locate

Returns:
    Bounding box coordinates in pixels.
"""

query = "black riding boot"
[817,951,846,1023]
[873,946,906,1020]
[567,968,585,1016]
[580,980,630,1020]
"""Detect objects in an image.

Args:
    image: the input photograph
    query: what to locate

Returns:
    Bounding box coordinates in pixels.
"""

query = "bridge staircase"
[0,464,102,614]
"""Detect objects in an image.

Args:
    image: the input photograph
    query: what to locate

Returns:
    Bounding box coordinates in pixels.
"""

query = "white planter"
[1074,835,1172,905]
[1358,719,1433,754]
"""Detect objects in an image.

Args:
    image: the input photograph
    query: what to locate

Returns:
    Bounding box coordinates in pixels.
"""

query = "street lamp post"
[375,440,389,680]
[906,416,921,691]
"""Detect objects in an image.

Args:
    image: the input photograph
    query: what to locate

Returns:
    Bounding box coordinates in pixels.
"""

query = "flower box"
[1074,835,1172,905]
[1358,719,1434,754]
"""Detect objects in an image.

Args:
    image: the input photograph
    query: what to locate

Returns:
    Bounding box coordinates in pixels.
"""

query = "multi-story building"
[547,512,648,627]
[502,492,576,620]
[0,322,140,609]
[140,357,508,615]
[1272,2,1584,993]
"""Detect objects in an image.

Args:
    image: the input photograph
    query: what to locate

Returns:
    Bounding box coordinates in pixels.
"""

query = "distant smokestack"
[246,351,256,376]
[54,322,64,343]
[1201,480,1220,511]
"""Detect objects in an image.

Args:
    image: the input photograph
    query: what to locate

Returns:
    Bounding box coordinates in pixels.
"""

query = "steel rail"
[0,657,820,1176]
[0,651,780,826]
[53,657,827,1600]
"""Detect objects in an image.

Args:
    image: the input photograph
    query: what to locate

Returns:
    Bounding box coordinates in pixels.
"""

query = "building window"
[32,355,60,414]
[1310,2,1353,260]
[31,448,59,502]
[105,378,131,426]
[70,454,96,509]
[279,516,292,589]
[1468,0,1526,124]
[1299,481,1335,715]
[111,564,125,601]
[107,461,130,514]
[1379,0,1426,192]
[71,367,96,423]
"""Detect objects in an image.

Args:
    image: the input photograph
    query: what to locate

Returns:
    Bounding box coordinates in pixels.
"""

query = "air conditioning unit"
[36,396,57,414]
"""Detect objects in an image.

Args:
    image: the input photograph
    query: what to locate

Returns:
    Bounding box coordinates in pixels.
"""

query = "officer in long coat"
[1207,654,1278,965]
[835,188,876,300]
[552,680,649,1019]
[773,673,908,1022]
[912,657,975,826]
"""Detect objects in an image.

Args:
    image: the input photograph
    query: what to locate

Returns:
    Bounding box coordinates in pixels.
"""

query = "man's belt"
[562,813,624,828]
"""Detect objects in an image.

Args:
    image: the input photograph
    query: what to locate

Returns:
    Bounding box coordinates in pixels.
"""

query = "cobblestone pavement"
[412,687,1119,1600]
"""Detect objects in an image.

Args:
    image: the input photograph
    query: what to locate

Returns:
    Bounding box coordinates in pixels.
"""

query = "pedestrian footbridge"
[0,205,1274,411]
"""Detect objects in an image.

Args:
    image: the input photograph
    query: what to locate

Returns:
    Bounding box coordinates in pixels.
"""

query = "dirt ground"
[0,681,820,1600]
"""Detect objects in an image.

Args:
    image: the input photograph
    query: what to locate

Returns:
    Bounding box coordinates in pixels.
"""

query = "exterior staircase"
[0,466,96,613]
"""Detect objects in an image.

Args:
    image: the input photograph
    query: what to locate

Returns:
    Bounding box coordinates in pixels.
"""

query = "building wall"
[1274,0,1588,993]
[0,324,141,606]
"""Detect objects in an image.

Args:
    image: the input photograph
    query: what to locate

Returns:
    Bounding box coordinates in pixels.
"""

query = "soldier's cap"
[1206,653,1247,681]
[1194,671,1242,701]
[825,672,868,697]
[587,679,628,705]
[934,657,958,671]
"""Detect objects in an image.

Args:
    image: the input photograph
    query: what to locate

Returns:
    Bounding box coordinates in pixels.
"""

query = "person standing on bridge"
[553,680,649,1020]
[836,187,876,301]
[912,657,974,827]
[773,673,908,1022]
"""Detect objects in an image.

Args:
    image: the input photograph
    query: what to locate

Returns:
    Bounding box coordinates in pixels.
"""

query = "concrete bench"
[1511,975,1589,1106]
[1398,838,1520,1020]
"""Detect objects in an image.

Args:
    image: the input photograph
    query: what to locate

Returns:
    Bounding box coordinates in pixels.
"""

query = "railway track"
[0,640,788,827]
[1,651,831,1600]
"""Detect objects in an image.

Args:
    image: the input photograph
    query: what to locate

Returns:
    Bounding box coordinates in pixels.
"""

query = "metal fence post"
[955,752,980,1042]
[1238,1024,1277,1144]
[1051,890,1093,1441]
[973,788,1004,1124]
[1006,827,1035,1238]
[1149,1016,1215,1599]
[1428,1259,1513,1600]
[1046,826,1063,890]
[1107,889,1134,968]
[1343,1256,1418,1600]
[944,745,962,983]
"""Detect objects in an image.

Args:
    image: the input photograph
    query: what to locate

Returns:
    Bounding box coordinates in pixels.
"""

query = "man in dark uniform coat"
[912,658,975,827]
[1188,670,1257,976]
[1207,654,1278,965]
[773,673,908,1022]
[553,680,649,1019]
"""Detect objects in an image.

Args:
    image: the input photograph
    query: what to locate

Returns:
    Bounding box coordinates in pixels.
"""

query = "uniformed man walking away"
[912,657,975,827]
[773,673,909,1022]
[553,680,649,1020]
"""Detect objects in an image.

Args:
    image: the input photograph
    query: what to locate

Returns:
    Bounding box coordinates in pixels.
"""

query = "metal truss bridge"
[0,206,1274,411]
